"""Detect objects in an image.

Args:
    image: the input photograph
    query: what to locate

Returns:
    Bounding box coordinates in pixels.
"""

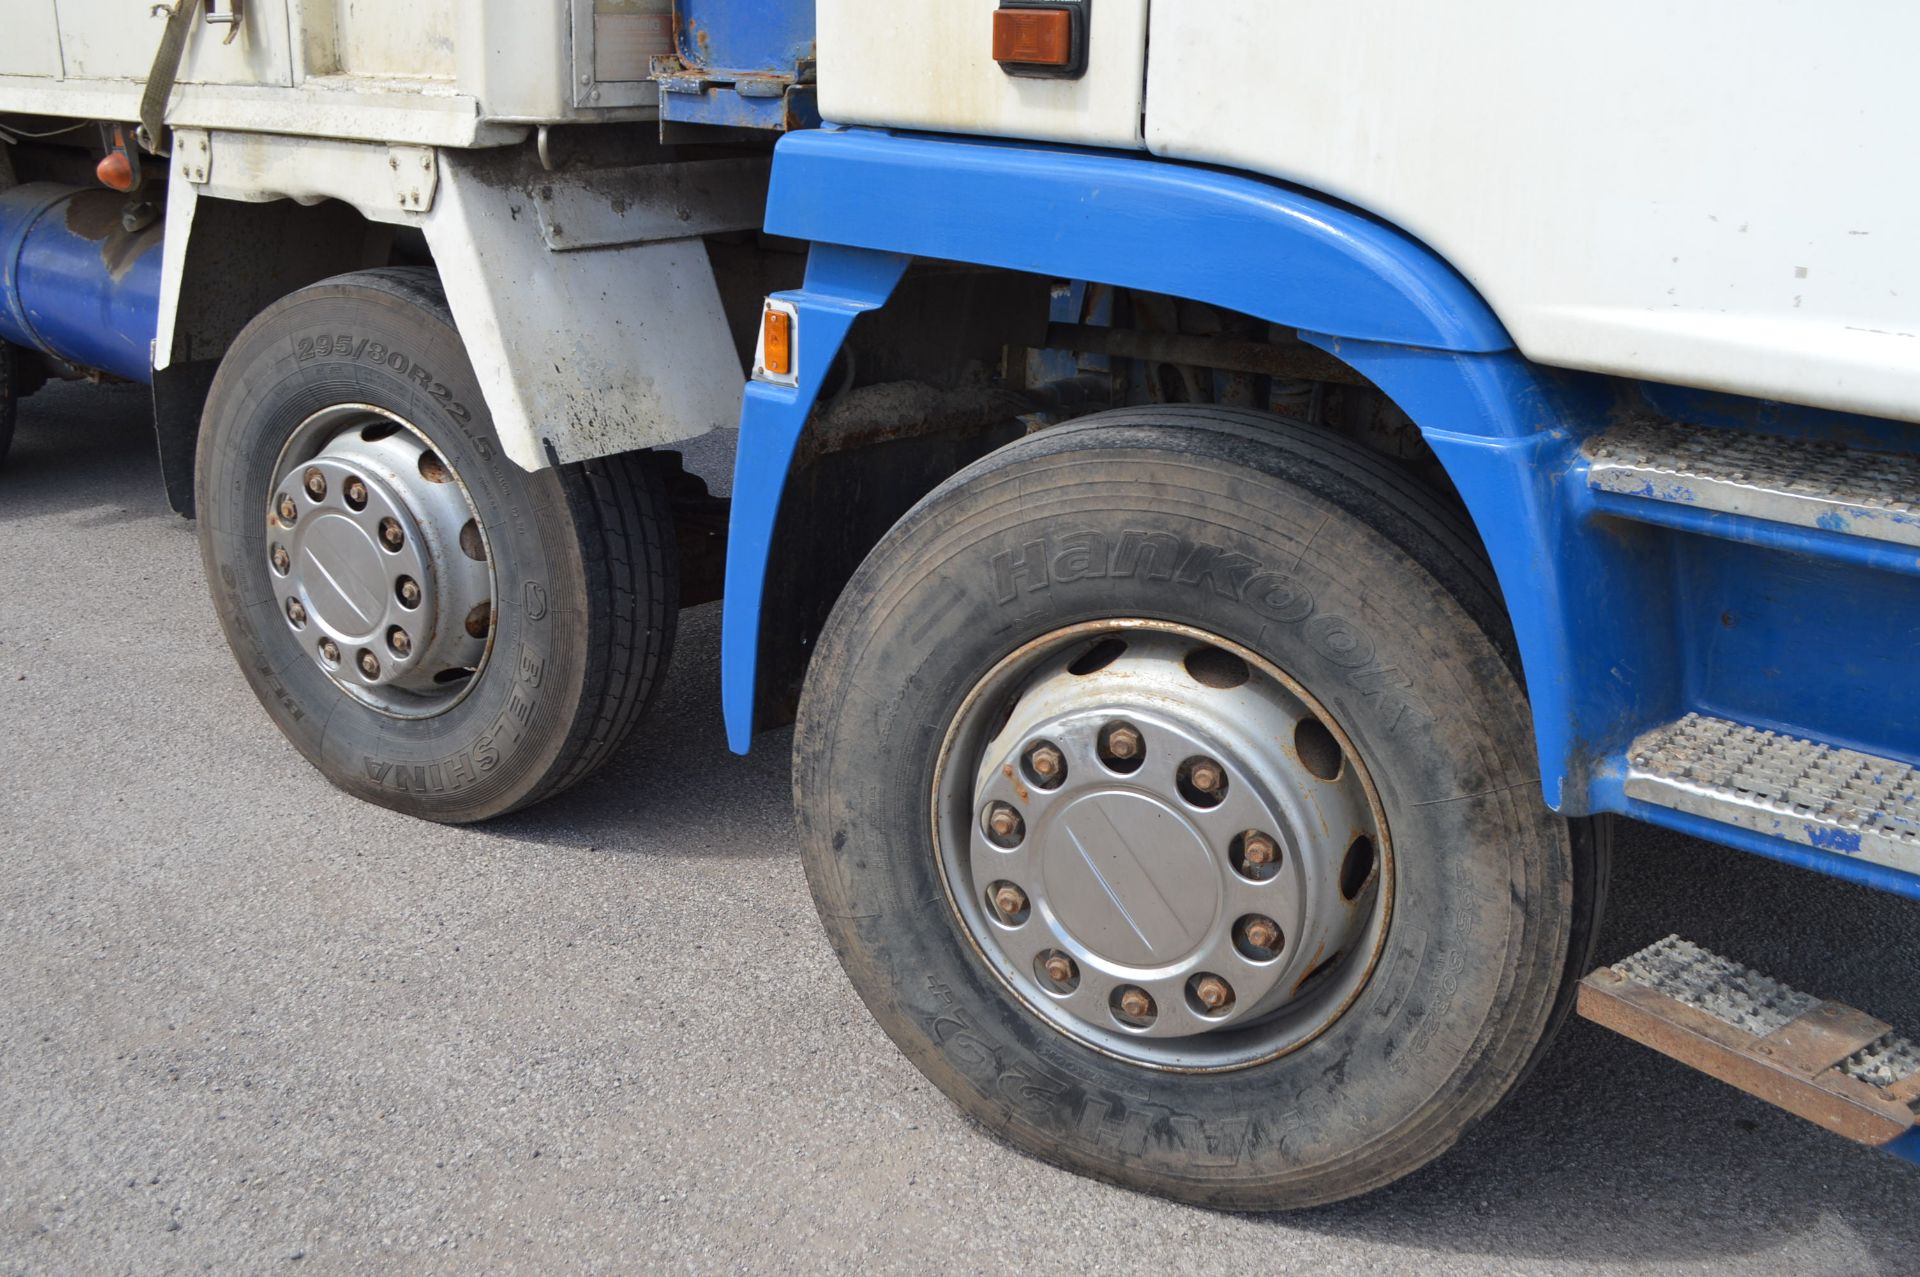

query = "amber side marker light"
[992,8,1073,67]
[761,305,792,377]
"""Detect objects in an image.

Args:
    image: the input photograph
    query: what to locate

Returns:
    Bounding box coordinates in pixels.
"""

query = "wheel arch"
[726,129,1622,814]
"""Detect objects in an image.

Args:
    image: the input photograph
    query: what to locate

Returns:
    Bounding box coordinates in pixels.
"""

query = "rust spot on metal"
[1000,762,1031,804]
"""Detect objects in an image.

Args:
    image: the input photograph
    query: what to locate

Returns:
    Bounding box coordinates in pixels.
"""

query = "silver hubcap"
[265,404,495,717]
[934,623,1391,1071]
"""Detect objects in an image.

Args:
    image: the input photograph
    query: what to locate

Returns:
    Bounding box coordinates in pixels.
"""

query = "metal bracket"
[204,0,244,44]
[388,147,438,214]
[174,129,210,184]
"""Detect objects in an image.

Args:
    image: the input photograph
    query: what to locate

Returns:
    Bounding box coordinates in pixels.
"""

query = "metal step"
[1628,714,1920,879]
[1584,418,1920,548]
[1579,936,1919,1147]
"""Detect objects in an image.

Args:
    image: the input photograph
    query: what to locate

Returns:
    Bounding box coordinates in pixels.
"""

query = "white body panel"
[818,0,1148,150]
[0,0,667,146]
[815,0,1920,422]
[1144,1,1920,421]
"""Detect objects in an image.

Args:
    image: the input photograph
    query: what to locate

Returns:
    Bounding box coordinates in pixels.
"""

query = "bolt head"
[344,478,368,508]
[303,468,326,499]
[277,494,298,522]
[358,651,380,678]
[1189,760,1224,792]
[986,802,1022,842]
[380,518,404,549]
[399,578,421,606]
[1118,988,1153,1019]
[1043,955,1075,984]
[992,884,1028,918]
[1106,726,1141,759]
[285,598,306,626]
[1243,832,1277,866]
[1243,918,1281,951]
[389,628,412,657]
[319,639,340,663]
[1028,744,1064,780]
[1194,976,1232,1011]
[270,545,290,573]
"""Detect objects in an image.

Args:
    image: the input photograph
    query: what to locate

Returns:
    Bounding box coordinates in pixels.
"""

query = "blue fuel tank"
[0,183,164,384]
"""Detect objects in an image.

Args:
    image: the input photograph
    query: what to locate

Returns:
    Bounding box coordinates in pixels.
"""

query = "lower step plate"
[1579,936,1918,1145]
[1627,714,1920,879]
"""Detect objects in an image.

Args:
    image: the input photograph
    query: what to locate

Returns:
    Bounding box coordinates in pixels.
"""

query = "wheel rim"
[932,621,1392,1071]
[265,403,496,718]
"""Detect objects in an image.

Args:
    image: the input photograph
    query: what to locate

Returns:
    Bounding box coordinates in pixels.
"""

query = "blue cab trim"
[763,128,1512,354]
[1615,794,1920,903]
[722,244,909,751]
[723,126,1920,904]
[1884,1127,1920,1167]
[725,128,1531,756]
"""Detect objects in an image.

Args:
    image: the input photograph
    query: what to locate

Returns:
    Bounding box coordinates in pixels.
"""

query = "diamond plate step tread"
[1608,937,1919,1091]
[1627,713,1920,879]
[1584,417,1920,548]
[1579,936,1919,1145]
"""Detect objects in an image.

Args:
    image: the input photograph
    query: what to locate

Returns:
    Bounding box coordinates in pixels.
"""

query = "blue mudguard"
[722,128,1608,787]
[724,128,1920,902]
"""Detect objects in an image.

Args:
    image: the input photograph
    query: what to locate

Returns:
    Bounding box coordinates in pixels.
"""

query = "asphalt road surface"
[3,380,1916,1276]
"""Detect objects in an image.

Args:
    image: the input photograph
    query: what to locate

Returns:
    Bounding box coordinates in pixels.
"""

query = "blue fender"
[722,128,1628,822]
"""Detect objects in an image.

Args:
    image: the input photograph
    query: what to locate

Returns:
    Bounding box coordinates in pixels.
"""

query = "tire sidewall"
[197,275,590,821]
[797,421,1572,1206]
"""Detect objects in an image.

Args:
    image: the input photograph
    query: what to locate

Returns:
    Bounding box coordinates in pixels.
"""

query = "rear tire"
[196,268,677,822]
[794,406,1601,1208]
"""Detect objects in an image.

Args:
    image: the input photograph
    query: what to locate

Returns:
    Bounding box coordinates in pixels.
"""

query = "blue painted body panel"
[0,183,161,384]
[726,126,1920,903]
[1885,1126,1920,1166]
[661,0,817,132]
[762,129,1511,353]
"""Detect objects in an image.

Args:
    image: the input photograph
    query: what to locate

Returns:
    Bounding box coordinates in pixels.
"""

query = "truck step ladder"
[1625,715,1920,880]
[1584,418,1920,548]
[1579,937,1919,1160]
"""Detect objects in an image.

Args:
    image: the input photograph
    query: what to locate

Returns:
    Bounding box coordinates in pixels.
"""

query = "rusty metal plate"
[1578,968,1914,1147]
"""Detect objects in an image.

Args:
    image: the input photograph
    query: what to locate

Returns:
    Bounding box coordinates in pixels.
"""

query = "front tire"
[196,268,677,823]
[794,407,1597,1208]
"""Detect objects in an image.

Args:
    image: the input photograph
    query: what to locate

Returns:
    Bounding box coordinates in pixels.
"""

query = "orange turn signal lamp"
[992,8,1073,67]
[760,304,793,378]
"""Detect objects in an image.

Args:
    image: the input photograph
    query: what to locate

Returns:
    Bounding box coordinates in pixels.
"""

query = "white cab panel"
[818,0,1148,150]
[1146,1,1920,422]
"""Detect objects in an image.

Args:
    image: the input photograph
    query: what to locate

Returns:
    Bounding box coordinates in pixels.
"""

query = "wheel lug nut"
[358,650,380,679]
[1027,743,1065,783]
[303,468,326,500]
[318,638,340,664]
[1189,758,1225,792]
[1044,954,1076,984]
[344,477,368,509]
[276,494,298,523]
[1105,725,1141,760]
[992,883,1028,919]
[1117,987,1154,1020]
[270,544,290,573]
[379,517,404,550]
[397,576,421,607]
[1243,831,1278,866]
[1193,975,1234,1012]
[388,627,412,657]
[984,801,1024,845]
[1243,916,1282,952]
[285,598,306,627]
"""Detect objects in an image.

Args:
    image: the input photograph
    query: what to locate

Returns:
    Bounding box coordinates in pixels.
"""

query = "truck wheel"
[794,406,1598,1208]
[196,268,677,823]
